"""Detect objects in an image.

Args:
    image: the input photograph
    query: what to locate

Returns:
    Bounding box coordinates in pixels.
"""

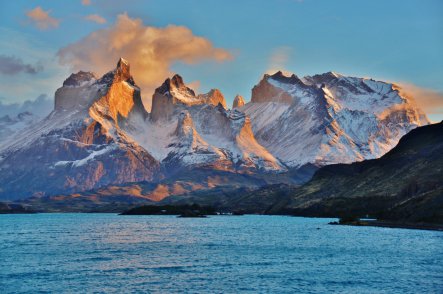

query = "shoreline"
[330,220,443,232]
[2,210,443,232]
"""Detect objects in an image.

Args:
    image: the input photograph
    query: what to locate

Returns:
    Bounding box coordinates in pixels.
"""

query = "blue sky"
[0,0,442,120]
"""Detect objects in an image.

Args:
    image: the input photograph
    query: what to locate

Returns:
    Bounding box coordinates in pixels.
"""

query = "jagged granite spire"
[98,57,137,87]
[89,58,146,124]
[233,95,245,108]
[155,74,196,97]
[151,74,227,121]
[197,89,227,109]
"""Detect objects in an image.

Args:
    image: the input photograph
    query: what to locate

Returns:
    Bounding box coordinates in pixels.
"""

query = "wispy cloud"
[81,0,91,5]
[85,14,106,24]
[0,55,43,75]
[266,46,293,74]
[58,13,233,110]
[0,94,53,117]
[26,7,59,30]
[396,83,443,122]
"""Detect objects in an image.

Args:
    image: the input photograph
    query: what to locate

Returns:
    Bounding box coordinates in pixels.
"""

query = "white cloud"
[85,14,106,24]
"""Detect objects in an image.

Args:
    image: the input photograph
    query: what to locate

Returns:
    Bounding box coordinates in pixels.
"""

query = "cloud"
[85,14,106,24]
[26,7,60,30]
[0,94,53,117]
[82,0,91,5]
[57,13,232,110]
[396,83,443,120]
[0,55,43,75]
[266,46,293,74]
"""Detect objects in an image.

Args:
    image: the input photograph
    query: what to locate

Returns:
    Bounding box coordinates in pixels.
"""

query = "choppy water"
[0,214,442,293]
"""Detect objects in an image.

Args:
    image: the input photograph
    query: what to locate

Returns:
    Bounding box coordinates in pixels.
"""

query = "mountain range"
[0,58,430,204]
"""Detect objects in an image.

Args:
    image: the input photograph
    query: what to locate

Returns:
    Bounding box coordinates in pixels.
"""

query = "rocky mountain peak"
[268,71,303,85]
[197,89,227,108]
[114,57,131,82]
[304,71,345,86]
[55,73,100,111]
[170,74,186,89]
[233,95,245,108]
[89,58,146,125]
[97,57,136,87]
[62,71,97,87]
[155,74,196,97]
[117,57,129,68]
[251,72,296,104]
[151,75,228,121]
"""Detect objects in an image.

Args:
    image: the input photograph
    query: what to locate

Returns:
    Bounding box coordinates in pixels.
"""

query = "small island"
[120,204,217,218]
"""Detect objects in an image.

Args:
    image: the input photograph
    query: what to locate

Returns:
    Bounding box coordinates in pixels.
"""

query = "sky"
[0,0,442,121]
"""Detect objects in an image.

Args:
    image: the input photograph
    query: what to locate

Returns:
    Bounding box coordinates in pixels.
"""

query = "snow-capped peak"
[154,74,196,100]
[251,71,309,104]
[62,71,97,87]
[151,74,228,121]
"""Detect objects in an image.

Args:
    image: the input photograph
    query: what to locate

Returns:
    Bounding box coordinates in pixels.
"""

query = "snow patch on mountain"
[239,102,290,132]
[0,112,41,143]
[54,144,118,168]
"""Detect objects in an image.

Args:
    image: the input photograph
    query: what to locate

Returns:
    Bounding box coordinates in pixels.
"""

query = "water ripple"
[0,214,442,293]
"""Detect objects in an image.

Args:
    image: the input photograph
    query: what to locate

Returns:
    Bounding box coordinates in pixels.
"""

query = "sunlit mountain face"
[0,57,430,201]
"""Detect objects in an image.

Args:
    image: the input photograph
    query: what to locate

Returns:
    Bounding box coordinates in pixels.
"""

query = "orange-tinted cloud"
[396,83,443,121]
[81,0,91,5]
[58,13,232,110]
[26,7,59,30]
[85,14,106,24]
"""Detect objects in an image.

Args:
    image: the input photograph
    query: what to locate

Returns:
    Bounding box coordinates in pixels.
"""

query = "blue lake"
[1,214,442,293]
